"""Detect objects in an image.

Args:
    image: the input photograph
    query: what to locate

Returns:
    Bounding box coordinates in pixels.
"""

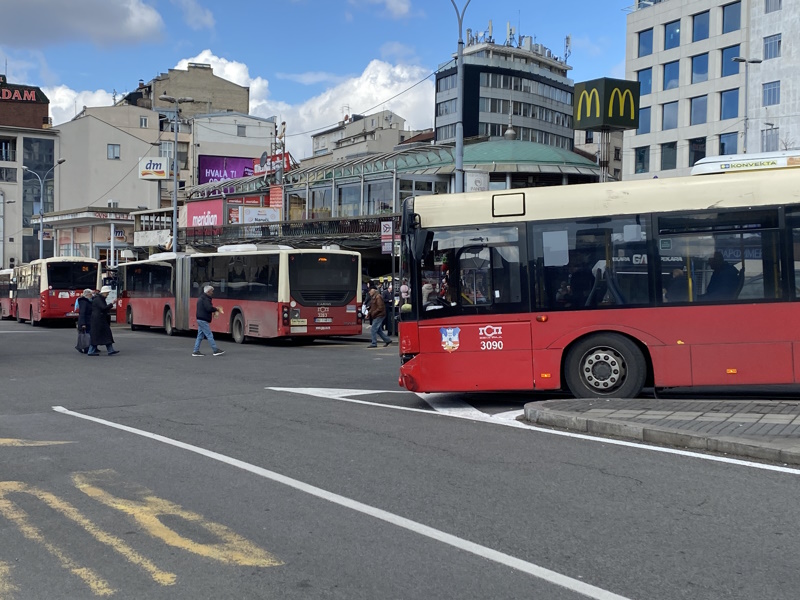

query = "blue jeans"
[88,343,114,355]
[370,316,391,345]
[194,320,218,352]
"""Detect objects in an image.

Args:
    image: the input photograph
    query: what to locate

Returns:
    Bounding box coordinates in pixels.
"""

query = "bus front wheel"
[564,333,646,399]
[128,308,140,331]
[164,308,174,336]
[232,313,246,344]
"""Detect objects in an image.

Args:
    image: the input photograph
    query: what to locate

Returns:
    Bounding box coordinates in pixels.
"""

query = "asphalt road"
[2,319,800,600]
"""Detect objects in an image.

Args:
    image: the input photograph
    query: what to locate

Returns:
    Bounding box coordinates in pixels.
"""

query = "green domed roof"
[463,140,598,168]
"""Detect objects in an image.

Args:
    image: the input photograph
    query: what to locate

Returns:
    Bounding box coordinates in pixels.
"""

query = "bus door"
[415,226,532,392]
[657,209,792,386]
[175,256,191,331]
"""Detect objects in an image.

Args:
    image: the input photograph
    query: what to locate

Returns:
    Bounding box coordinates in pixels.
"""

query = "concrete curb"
[524,406,800,466]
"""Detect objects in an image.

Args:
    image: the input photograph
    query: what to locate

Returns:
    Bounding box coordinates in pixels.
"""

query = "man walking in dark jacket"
[366,287,392,348]
[193,285,225,356]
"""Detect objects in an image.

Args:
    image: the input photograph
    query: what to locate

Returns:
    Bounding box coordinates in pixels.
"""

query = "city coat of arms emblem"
[439,327,461,353]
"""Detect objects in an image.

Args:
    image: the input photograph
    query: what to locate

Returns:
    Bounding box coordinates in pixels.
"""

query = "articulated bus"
[117,245,363,342]
[398,167,800,398]
[0,269,13,319]
[14,257,101,325]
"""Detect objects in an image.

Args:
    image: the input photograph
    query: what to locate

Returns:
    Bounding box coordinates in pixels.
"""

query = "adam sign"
[573,77,640,131]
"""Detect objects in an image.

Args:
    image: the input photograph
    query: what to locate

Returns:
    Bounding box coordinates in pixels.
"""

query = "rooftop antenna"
[505,22,515,46]
[564,35,572,63]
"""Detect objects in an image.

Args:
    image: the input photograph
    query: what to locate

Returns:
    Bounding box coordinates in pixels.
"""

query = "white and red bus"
[117,245,363,342]
[14,257,101,325]
[398,166,800,398]
[0,268,14,319]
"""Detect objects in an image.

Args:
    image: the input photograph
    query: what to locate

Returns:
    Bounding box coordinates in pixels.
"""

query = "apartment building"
[434,23,574,151]
[0,75,59,265]
[624,0,798,179]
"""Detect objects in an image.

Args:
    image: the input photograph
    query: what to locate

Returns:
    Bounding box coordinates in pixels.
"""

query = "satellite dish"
[259,151,269,167]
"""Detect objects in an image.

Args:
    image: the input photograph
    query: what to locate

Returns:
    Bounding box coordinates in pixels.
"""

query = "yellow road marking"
[0,560,19,599]
[0,439,72,447]
[0,480,176,593]
[0,483,114,596]
[73,471,283,567]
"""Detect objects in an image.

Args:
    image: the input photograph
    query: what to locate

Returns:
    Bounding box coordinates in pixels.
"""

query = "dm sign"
[573,77,640,131]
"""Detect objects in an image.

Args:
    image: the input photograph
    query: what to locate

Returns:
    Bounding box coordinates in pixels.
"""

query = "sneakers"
[192,352,204,357]
[212,350,225,356]
[87,352,99,356]
[383,340,392,347]
[108,350,120,356]
[367,344,377,348]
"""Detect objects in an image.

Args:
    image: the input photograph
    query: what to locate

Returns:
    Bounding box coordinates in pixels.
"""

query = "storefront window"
[288,189,306,221]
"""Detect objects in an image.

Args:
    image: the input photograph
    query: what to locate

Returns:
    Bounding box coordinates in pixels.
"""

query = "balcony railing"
[181,214,401,250]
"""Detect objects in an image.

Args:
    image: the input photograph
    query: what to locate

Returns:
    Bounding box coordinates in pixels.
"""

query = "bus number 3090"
[480,340,504,350]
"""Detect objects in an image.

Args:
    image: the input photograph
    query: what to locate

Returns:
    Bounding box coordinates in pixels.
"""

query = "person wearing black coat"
[87,286,118,356]
[75,288,93,354]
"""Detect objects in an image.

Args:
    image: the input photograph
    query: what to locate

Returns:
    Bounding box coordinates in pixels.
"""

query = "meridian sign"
[573,77,640,131]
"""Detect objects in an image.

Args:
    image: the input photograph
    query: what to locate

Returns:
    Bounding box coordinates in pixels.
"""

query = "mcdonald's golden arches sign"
[573,77,639,131]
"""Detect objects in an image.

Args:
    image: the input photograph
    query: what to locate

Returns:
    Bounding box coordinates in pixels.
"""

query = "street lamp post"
[732,57,762,154]
[159,95,194,252]
[22,158,65,260]
[450,0,471,194]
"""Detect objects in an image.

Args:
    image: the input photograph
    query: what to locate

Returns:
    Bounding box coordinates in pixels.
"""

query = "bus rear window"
[289,254,358,290]
[47,262,98,290]
[288,253,359,305]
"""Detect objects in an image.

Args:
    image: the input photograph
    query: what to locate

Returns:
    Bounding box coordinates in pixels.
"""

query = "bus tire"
[164,308,174,336]
[30,308,37,327]
[16,306,23,323]
[128,308,140,331]
[564,333,646,399]
[232,313,246,344]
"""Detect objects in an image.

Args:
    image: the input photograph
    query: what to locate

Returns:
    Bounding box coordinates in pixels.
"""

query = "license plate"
[315,317,333,323]
[58,292,70,299]
[66,312,78,317]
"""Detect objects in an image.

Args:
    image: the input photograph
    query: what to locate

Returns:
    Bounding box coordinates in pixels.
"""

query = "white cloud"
[171,0,215,30]
[348,0,412,19]
[380,42,419,65]
[49,50,434,161]
[1,0,164,47]
[254,59,434,159]
[47,86,116,125]
[275,72,350,86]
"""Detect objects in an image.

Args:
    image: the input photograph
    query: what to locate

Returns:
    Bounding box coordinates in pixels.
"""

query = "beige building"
[302,110,424,168]
[573,129,625,181]
[122,62,249,118]
[48,63,269,264]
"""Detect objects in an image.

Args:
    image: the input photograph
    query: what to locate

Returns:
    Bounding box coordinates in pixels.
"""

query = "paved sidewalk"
[523,398,800,465]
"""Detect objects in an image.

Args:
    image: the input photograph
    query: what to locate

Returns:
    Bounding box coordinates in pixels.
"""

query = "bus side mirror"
[413,229,432,262]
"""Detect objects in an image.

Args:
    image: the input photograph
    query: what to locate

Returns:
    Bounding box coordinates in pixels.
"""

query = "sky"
[0,0,629,159]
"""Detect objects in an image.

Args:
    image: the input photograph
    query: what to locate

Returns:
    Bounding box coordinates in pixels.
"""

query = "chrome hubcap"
[579,346,626,391]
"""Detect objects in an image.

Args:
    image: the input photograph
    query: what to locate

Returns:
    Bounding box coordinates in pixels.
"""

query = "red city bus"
[0,268,14,319]
[14,257,100,325]
[398,166,800,398]
[117,245,362,342]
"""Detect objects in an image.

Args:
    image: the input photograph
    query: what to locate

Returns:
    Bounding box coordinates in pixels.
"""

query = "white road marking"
[267,387,800,476]
[416,393,488,419]
[52,405,631,600]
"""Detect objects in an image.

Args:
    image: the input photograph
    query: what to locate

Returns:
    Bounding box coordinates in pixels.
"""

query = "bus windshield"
[47,262,99,290]
[288,253,359,304]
